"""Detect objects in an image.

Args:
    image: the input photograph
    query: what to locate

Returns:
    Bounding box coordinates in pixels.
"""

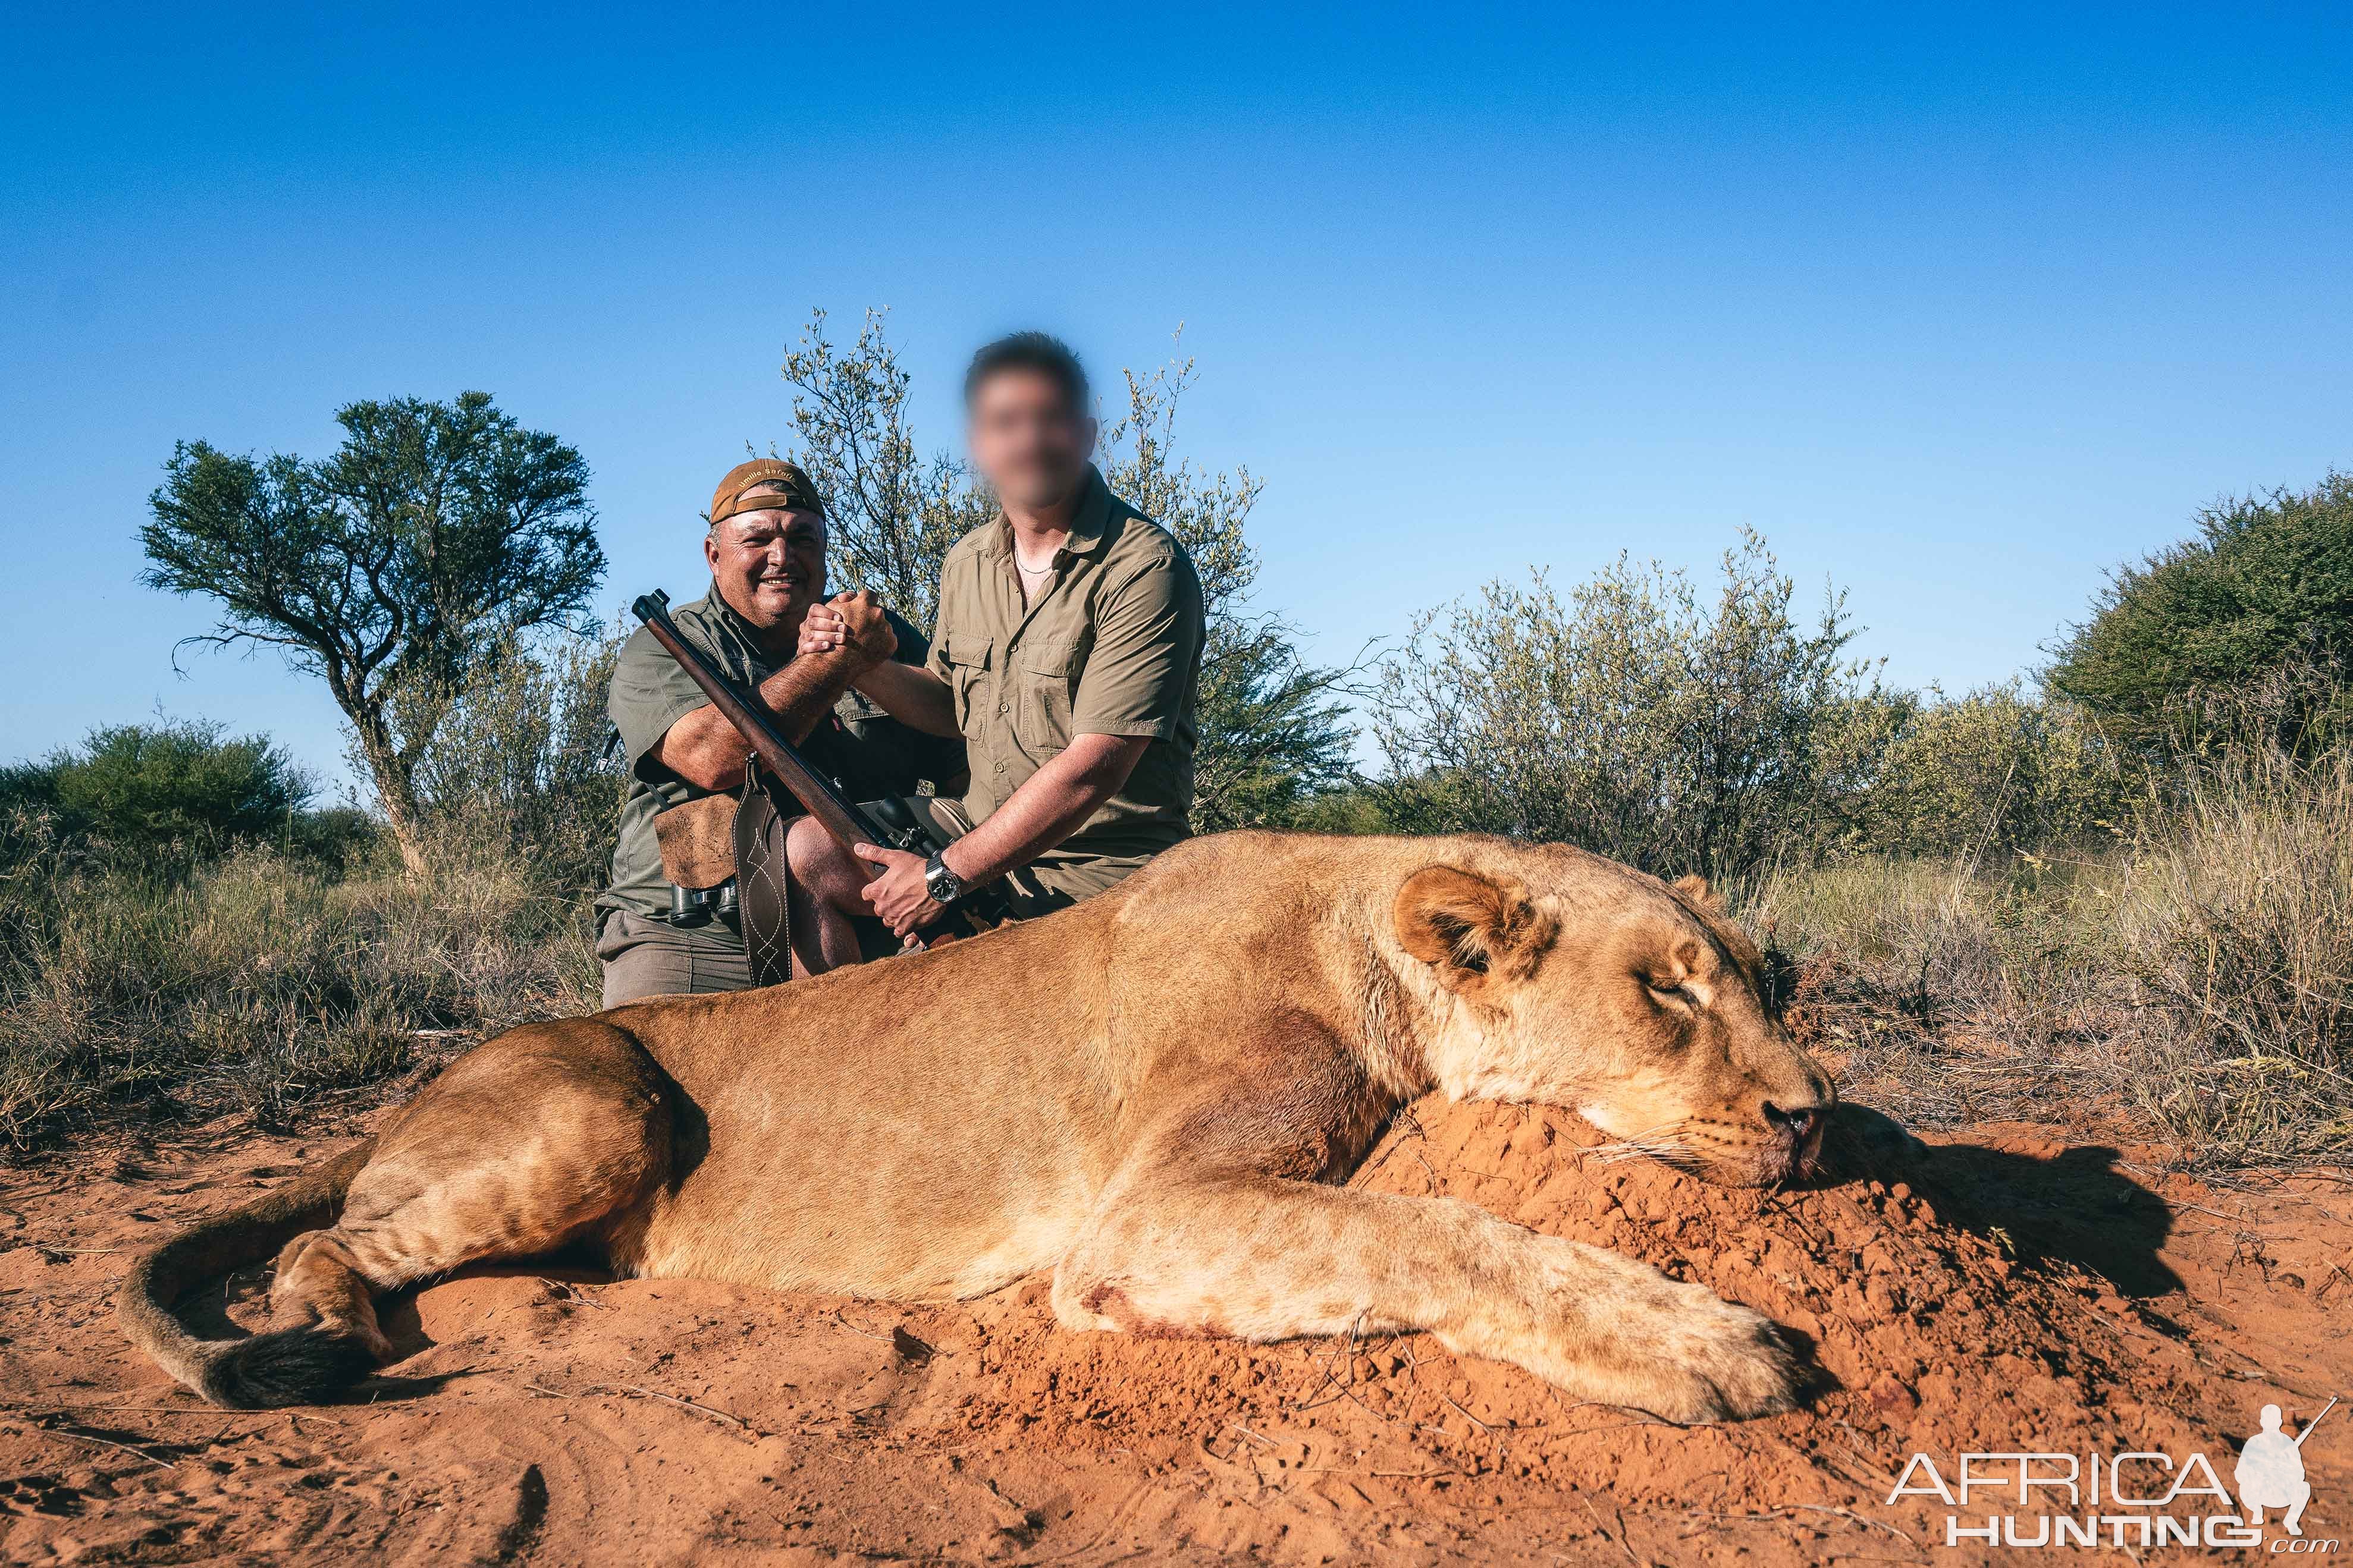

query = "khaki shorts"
[914,796,1151,920]
[596,799,1156,1005]
[595,907,752,1008]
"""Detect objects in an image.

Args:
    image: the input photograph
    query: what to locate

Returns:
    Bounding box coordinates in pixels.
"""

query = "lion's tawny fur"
[121,831,1833,1419]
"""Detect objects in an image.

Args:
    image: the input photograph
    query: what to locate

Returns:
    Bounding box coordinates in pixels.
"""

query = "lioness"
[121,832,1834,1421]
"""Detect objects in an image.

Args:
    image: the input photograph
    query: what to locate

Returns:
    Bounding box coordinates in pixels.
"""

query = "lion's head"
[1390,850,1833,1187]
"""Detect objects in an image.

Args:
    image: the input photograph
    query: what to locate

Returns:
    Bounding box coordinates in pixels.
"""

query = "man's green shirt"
[927,467,1206,863]
[600,589,961,920]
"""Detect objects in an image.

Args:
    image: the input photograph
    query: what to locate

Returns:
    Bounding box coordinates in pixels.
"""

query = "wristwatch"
[923,850,968,907]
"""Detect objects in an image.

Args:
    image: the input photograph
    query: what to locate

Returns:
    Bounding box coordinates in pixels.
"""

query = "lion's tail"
[116,1138,381,1407]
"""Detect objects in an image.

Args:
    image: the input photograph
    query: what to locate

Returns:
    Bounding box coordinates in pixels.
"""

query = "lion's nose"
[1762,1101,1824,1145]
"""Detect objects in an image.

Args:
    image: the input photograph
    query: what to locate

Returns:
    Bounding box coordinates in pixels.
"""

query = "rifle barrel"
[629,593,981,945]
[632,598,871,860]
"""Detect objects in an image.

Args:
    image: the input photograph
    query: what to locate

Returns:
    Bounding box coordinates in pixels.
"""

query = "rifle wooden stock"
[629,593,983,946]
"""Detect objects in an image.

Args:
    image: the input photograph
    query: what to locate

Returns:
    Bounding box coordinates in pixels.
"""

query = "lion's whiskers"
[1587,1117,1703,1169]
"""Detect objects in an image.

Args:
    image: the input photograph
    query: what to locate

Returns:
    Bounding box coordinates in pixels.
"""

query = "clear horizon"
[4,3,2348,791]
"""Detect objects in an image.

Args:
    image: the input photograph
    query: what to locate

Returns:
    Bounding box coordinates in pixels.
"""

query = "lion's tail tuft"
[116,1138,379,1407]
[192,1321,387,1408]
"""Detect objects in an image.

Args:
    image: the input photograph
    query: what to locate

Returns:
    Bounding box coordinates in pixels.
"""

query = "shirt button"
[994,761,1006,772]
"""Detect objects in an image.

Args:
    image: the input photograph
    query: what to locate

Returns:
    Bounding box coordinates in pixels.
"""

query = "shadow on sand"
[1818,1104,2183,1297]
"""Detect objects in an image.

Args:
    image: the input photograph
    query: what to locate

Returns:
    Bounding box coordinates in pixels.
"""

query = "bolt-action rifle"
[630,590,1001,948]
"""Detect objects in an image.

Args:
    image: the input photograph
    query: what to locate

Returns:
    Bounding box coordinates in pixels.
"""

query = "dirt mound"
[905,1099,2233,1530]
[2,1099,2331,1563]
[1364,1099,2223,1455]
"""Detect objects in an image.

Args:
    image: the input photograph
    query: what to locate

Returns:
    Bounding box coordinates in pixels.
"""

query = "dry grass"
[0,818,598,1154]
[1741,745,2353,1169]
[8,696,2351,1173]
[2109,747,2353,1160]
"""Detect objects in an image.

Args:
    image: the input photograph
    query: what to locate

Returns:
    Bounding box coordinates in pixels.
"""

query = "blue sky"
[4,3,2348,790]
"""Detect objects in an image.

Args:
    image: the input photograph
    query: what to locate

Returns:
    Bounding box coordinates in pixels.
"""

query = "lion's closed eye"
[1644,979,1695,1012]
[1643,975,1715,1015]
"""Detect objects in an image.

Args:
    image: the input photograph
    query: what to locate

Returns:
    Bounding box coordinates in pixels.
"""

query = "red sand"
[3,1096,2346,1563]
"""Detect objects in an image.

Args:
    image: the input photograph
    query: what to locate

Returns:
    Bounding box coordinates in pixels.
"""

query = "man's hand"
[856,843,946,938]
[654,596,886,792]
[799,591,896,670]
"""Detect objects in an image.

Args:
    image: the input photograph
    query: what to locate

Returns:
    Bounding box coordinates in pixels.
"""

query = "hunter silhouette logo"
[2237,1397,2334,1538]
[1884,1395,2342,1548]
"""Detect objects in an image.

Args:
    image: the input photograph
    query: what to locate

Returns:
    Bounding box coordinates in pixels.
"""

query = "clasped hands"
[798,592,949,938]
[798,591,896,669]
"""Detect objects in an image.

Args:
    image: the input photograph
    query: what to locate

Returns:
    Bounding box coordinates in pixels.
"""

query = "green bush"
[1370,531,1900,878]
[1858,684,2130,860]
[285,806,384,874]
[402,629,625,890]
[2047,470,2353,752]
[14,719,311,857]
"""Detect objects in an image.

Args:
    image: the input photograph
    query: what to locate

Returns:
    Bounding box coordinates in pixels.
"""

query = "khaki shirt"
[600,589,962,919]
[927,467,1206,863]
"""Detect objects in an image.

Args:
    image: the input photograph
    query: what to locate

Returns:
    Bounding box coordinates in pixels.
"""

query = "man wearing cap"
[594,459,964,1005]
[788,331,1207,969]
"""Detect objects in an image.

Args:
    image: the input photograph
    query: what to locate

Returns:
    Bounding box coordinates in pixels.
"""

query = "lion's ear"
[1392,866,1557,996]
[1673,874,1727,915]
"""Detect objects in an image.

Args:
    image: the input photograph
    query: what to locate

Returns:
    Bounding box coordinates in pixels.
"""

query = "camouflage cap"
[708,458,823,527]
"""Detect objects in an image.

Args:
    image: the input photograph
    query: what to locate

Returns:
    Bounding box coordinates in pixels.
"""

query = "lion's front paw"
[1632,1282,1803,1422]
[1510,1240,1806,1423]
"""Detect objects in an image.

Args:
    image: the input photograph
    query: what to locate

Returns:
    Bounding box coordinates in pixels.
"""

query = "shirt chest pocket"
[1014,634,1085,752]
[942,636,995,742]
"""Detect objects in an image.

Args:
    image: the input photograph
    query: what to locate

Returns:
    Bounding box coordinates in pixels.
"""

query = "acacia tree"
[777,310,1356,829]
[140,392,604,875]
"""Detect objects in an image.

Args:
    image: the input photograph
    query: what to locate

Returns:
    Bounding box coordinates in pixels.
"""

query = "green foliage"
[405,627,627,890]
[1282,785,1398,836]
[60,719,309,849]
[777,309,987,630]
[284,806,384,875]
[3,719,312,858]
[142,391,604,872]
[1859,685,2129,860]
[1188,618,1361,831]
[1372,532,1896,877]
[2047,471,2353,750]
[779,310,1357,829]
[0,761,61,817]
[1094,350,1359,829]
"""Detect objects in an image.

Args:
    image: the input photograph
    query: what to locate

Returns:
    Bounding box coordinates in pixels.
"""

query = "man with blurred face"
[791,332,1206,969]
[595,460,962,1004]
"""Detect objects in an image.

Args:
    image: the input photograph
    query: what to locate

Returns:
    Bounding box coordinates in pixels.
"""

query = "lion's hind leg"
[234,1019,674,1406]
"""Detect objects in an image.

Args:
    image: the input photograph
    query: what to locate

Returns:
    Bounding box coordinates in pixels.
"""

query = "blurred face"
[967,367,1096,513]
[705,498,826,635]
